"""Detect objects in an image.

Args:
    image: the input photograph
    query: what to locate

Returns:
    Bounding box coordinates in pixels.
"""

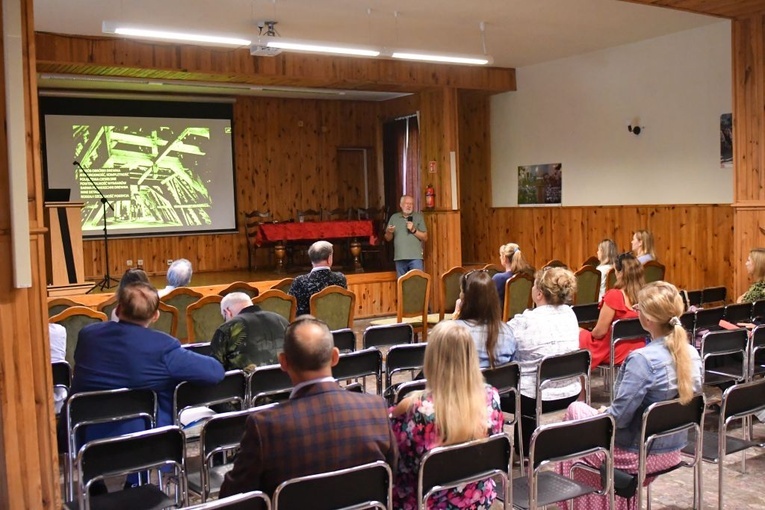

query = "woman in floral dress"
[389,321,504,510]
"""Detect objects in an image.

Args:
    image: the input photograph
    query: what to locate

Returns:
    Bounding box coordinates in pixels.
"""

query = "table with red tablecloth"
[254,220,378,272]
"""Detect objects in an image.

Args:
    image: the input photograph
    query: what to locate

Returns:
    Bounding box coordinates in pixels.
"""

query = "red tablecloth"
[255,220,377,247]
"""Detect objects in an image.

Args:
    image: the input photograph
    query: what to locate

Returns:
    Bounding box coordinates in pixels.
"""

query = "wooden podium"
[44,201,94,296]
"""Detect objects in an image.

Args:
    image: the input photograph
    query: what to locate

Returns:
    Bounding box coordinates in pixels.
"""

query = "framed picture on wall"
[517,163,562,206]
[720,113,732,169]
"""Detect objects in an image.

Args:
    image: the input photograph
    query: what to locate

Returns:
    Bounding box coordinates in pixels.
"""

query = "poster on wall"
[720,113,732,169]
[518,163,562,206]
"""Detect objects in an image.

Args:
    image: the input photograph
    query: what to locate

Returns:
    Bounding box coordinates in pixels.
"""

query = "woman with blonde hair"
[579,253,646,370]
[738,248,765,303]
[631,229,656,264]
[493,242,533,303]
[595,239,618,301]
[509,266,581,453]
[389,321,503,509]
[558,281,702,510]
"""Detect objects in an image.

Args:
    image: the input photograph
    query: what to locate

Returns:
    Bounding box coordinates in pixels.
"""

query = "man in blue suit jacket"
[68,281,225,443]
[220,316,396,498]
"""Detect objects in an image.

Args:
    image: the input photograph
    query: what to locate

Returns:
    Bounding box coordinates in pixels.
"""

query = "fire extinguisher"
[425,184,435,209]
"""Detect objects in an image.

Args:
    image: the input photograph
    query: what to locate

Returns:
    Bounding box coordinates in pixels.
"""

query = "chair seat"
[188,464,231,498]
[370,316,424,327]
[513,471,599,509]
[681,430,765,461]
[704,370,744,386]
[426,312,453,325]
[64,484,175,510]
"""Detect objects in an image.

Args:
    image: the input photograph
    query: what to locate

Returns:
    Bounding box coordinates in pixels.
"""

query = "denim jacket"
[607,337,702,453]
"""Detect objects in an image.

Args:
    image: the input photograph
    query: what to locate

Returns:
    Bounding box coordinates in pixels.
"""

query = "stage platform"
[50,268,399,319]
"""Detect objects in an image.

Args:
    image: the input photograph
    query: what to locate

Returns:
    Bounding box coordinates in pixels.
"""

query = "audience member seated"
[159,258,193,298]
[738,247,765,303]
[631,230,656,264]
[110,268,150,321]
[580,253,645,370]
[453,270,515,369]
[219,316,397,498]
[493,242,533,303]
[210,292,289,372]
[66,282,225,443]
[389,321,503,509]
[509,267,581,453]
[49,322,67,413]
[288,241,347,316]
[557,282,702,510]
[595,238,618,302]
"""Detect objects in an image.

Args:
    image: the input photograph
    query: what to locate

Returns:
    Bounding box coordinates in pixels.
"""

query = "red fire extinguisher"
[425,184,435,209]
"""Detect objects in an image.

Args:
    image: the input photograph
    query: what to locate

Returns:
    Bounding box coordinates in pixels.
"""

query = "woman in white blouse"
[508,266,581,453]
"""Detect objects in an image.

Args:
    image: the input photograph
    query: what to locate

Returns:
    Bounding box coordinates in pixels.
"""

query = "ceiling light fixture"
[263,38,380,58]
[390,52,492,66]
[102,22,251,47]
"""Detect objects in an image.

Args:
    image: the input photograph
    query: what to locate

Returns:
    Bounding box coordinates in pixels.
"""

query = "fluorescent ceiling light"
[102,21,250,47]
[265,39,380,58]
[391,52,492,66]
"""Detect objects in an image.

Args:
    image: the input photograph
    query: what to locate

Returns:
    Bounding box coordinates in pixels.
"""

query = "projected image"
[74,124,214,232]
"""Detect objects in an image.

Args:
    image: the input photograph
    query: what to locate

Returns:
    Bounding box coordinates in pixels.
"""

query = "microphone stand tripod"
[74,161,120,292]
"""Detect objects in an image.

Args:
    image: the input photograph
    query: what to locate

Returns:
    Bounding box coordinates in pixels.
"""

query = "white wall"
[490,21,732,207]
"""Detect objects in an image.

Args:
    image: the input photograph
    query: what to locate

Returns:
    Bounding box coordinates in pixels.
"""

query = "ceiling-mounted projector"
[250,44,283,57]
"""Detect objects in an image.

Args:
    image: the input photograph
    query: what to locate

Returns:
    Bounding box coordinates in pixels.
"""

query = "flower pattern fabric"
[389,385,504,510]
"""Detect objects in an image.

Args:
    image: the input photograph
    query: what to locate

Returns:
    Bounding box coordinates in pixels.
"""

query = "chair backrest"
[323,207,351,221]
[270,278,294,294]
[684,289,703,309]
[296,209,321,222]
[52,360,72,389]
[244,209,272,225]
[309,285,356,331]
[605,268,617,291]
[394,379,428,404]
[332,348,383,394]
[96,294,118,319]
[184,491,271,510]
[694,306,725,331]
[482,362,520,399]
[574,266,601,305]
[482,264,505,278]
[331,328,356,352]
[537,349,591,405]
[272,460,392,510]
[700,329,748,358]
[173,370,247,425]
[248,364,294,407]
[721,378,765,424]
[724,302,753,324]
[701,286,727,306]
[572,303,600,327]
[187,295,225,343]
[753,299,765,322]
[582,256,600,268]
[439,266,467,320]
[162,287,204,342]
[363,323,414,349]
[528,413,614,471]
[611,318,649,345]
[66,388,158,453]
[385,343,427,389]
[150,301,180,338]
[75,425,187,507]
[397,269,431,326]
[680,311,696,337]
[48,297,83,318]
[641,394,705,451]
[642,260,666,283]
[252,289,297,323]
[183,342,213,357]
[418,433,512,509]
[543,259,568,269]
[49,306,108,366]
[218,281,260,298]
[502,272,534,321]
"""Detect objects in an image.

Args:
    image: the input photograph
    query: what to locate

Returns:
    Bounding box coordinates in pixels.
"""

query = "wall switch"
[126,259,133,267]
[137,259,144,267]
[167,259,173,266]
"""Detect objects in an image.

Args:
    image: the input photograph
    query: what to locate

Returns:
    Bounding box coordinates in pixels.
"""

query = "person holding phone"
[384,194,428,277]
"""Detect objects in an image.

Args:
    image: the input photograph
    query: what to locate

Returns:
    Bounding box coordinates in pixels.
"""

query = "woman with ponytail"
[558,281,702,510]
[493,243,533,303]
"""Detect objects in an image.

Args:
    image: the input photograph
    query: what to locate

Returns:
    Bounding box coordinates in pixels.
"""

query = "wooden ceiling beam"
[619,0,765,19]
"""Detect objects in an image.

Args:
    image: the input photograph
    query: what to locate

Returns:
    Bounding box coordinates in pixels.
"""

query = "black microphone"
[406,215,414,234]
[72,160,78,166]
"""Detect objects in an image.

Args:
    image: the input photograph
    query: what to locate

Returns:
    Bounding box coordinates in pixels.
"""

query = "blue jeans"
[395,259,424,278]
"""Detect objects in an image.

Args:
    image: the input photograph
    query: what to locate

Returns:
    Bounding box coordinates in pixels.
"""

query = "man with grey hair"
[210,291,289,372]
[159,258,193,297]
[384,195,428,277]
[288,240,347,316]
[220,316,396,498]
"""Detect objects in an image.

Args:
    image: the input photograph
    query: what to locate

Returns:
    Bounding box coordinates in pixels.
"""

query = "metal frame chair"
[572,302,599,329]
[750,324,765,378]
[332,348,383,394]
[392,379,427,404]
[383,343,426,403]
[248,364,294,407]
[63,388,158,500]
[331,328,356,352]
[682,380,765,509]
[65,425,187,510]
[692,306,725,343]
[184,490,271,510]
[534,349,592,423]
[482,362,522,472]
[183,342,213,357]
[753,299,765,322]
[606,318,648,399]
[701,286,727,306]
[173,370,248,428]
[724,302,753,324]
[699,329,749,387]
[513,413,615,510]
[363,323,414,349]
[272,460,392,510]
[418,433,512,510]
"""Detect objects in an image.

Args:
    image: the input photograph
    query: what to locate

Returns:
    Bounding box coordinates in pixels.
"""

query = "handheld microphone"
[406,215,414,234]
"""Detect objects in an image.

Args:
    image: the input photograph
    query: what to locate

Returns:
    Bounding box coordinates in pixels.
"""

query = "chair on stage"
[186,295,225,343]
[244,210,272,272]
[218,281,260,298]
[323,207,352,221]
[162,287,203,343]
[574,265,601,305]
[370,270,431,342]
[502,273,533,322]
[50,306,108,366]
[427,266,466,326]
[48,297,83,318]
[252,289,297,323]
[309,285,356,331]
[296,209,321,222]
[149,301,180,338]
[356,206,389,270]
